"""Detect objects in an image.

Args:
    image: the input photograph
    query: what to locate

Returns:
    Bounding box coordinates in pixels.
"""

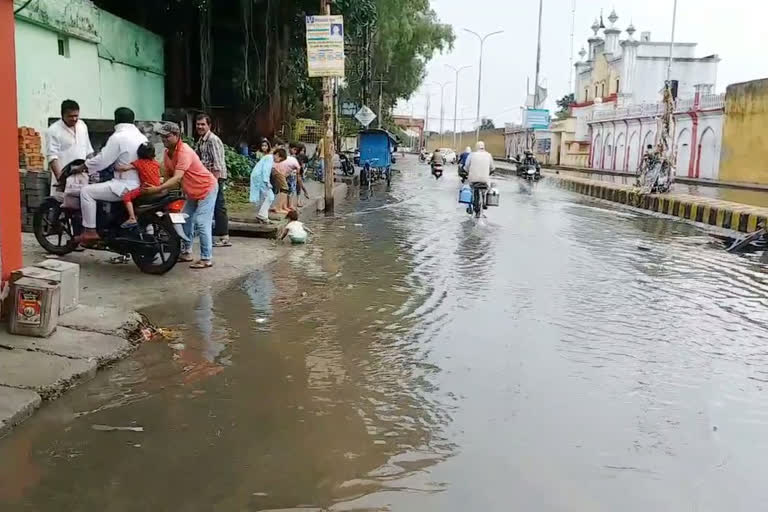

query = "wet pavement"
[3,156,768,511]
[549,168,768,208]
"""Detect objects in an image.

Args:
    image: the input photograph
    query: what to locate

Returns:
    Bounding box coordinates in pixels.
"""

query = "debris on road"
[91,425,145,432]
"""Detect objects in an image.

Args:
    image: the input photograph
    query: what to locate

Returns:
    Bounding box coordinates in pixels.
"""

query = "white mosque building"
[553,9,726,180]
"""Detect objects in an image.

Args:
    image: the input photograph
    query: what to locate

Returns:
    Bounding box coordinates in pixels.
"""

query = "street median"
[547,173,768,233]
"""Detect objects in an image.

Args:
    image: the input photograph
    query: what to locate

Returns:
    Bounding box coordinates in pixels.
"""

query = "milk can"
[486,187,501,207]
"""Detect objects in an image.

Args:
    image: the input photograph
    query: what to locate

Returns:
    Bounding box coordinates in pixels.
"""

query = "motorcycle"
[339,152,355,177]
[431,162,444,180]
[458,163,468,183]
[419,152,427,163]
[33,160,187,275]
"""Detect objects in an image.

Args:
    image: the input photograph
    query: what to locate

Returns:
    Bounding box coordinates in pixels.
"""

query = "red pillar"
[0,0,21,281]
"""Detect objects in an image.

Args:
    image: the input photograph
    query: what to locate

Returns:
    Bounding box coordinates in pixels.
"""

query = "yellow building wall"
[583,54,620,101]
[427,129,506,158]
[720,79,768,184]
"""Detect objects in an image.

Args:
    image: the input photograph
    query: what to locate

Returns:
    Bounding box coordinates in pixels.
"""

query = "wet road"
[3,156,768,511]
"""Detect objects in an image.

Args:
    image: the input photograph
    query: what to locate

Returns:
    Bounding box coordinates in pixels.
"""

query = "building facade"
[554,9,725,178]
[13,0,165,135]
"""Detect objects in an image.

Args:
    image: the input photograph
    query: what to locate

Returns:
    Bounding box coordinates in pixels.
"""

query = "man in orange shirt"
[145,122,218,269]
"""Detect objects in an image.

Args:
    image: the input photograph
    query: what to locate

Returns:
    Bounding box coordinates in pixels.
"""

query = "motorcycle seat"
[134,191,171,210]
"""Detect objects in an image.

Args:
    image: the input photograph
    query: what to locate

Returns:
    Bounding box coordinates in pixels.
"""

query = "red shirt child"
[117,142,161,228]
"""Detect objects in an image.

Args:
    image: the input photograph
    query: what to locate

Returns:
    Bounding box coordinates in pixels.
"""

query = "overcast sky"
[395,0,768,132]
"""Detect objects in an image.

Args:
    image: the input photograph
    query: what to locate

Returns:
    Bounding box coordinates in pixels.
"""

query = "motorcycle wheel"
[33,198,77,255]
[131,217,181,275]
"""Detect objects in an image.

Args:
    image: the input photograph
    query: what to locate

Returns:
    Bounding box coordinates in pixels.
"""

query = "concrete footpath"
[0,305,144,436]
[1,180,349,437]
[495,162,768,233]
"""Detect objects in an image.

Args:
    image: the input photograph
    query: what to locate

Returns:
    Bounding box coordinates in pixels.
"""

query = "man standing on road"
[46,99,94,196]
[78,107,147,243]
[195,114,230,248]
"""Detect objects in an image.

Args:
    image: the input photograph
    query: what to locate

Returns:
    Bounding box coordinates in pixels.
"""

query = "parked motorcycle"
[33,160,187,275]
[340,152,355,177]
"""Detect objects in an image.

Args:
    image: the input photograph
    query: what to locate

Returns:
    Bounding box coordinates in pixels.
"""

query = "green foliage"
[225,146,253,182]
[183,135,253,182]
[556,93,575,120]
[480,118,495,130]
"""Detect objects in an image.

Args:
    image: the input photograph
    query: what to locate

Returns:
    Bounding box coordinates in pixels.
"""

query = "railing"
[588,93,726,123]
[700,93,726,110]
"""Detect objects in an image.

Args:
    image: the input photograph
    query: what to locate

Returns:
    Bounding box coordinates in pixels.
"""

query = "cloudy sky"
[396,0,768,132]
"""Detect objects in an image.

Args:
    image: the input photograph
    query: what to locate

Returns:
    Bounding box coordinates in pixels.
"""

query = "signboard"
[524,108,551,130]
[355,105,377,127]
[305,15,345,78]
[341,101,358,117]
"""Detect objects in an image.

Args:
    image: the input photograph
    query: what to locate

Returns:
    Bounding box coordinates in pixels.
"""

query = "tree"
[555,93,575,120]
[480,118,495,130]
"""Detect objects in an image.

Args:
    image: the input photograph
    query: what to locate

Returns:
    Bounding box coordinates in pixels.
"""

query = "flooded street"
[4,157,768,511]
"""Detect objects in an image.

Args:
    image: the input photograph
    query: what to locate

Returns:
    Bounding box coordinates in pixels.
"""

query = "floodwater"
[4,157,768,511]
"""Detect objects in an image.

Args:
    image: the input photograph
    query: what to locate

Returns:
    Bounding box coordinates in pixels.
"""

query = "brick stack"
[16,127,49,232]
[19,170,51,233]
[18,127,45,170]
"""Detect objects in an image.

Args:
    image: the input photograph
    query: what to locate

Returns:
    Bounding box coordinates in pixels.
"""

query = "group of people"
[248,139,312,243]
[47,100,239,269]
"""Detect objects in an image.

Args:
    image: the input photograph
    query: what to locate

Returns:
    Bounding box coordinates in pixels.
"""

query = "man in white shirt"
[78,107,147,243]
[46,99,94,196]
[466,141,495,186]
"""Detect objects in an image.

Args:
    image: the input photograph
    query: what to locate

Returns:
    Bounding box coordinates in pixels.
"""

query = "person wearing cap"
[466,140,495,186]
[145,122,218,269]
[78,107,148,243]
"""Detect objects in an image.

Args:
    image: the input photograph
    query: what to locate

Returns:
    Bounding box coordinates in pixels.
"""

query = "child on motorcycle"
[116,142,161,228]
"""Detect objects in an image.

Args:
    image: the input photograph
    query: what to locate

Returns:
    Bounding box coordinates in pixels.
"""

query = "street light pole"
[666,0,678,83]
[438,81,451,144]
[446,64,471,150]
[534,0,544,108]
[464,28,504,142]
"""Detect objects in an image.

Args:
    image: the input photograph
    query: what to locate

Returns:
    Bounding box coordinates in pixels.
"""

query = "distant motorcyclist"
[430,148,445,166]
[458,146,471,168]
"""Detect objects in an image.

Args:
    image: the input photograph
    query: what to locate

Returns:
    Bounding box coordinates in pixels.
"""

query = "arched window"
[615,78,620,93]
[601,82,606,97]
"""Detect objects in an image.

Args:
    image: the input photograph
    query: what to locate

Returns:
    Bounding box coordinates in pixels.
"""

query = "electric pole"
[321,0,334,214]
[534,0,544,108]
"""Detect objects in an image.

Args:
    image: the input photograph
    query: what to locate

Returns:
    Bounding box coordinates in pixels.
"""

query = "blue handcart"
[358,129,397,188]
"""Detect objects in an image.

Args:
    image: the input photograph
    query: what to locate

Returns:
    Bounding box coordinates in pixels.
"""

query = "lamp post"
[446,64,471,150]
[464,28,504,142]
[438,80,452,146]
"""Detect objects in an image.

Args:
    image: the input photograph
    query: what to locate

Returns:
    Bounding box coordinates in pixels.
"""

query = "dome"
[608,9,619,26]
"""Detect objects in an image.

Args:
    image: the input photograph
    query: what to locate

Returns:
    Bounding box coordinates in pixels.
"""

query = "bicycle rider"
[466,141,495,209]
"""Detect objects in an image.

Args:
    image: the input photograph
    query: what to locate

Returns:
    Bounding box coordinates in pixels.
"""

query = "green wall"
[14,0,164,134]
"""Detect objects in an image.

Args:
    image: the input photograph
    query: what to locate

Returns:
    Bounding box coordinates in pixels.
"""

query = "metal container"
[486,187,500,207]
[8,277,60,338]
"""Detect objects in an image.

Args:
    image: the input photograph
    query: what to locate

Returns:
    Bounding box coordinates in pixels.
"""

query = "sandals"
[213,238,232,248]
[179,253,194,262]
[189,260,213,269]
[121,220,139,229]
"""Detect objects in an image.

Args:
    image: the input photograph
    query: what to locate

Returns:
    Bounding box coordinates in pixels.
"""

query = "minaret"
[619,22,640,101]
[587,18,602,61]
[604,9,621,54]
